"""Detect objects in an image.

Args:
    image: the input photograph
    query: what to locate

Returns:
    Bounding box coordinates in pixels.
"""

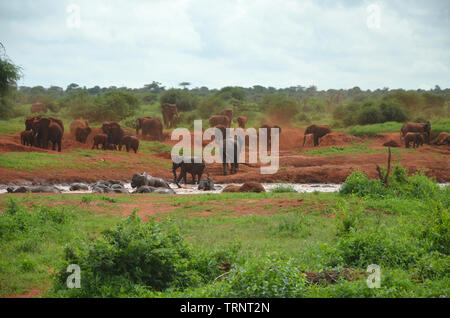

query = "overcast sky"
[1,0,449,90]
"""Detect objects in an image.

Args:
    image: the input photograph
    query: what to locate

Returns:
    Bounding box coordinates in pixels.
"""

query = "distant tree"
[66,83,80,93]
[144,81,165,94]
[160,89,198,111]
[179,82,191,89]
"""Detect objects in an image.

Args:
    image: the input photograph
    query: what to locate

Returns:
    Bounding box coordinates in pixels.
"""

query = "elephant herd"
[21,116,64,152]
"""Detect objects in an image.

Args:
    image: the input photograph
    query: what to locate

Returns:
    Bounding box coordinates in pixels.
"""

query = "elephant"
[70,119,89,138]
[220,108,233,124]
[141,117,163,141]
[401,121,431,144]
[20,130,34,146]
[303,125,331,147]
[31,102,47,114]
[162,103,179,128]
[215,125,243,175]
[405,132,424,148]
[92,134,109,150]
[31,117,63,151]
[432,132,450,145]
[101,122,124,149]
[136,117,153,136]
[49,117,64,134]
[209,115,230,128]
[237,116,248,128]
[75,127,92,143]
[25,116,40,131]
[131,172,172,190]
[172,155,207,187]
[260,124,282,148]
[119,135,139,153]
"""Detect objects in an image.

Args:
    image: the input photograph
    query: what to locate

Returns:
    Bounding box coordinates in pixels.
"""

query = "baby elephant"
[119,135,139,153]
[172,156,207,187]
[92,133,109,150]
[405,132,424,148]
[20,130,34,146]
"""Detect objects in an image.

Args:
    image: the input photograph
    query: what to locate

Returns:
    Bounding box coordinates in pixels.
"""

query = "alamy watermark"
[366,3,381,30]
[366,264,381,288]
[170,120,280,174]
[66,3,81,29]
[66,264,81,288]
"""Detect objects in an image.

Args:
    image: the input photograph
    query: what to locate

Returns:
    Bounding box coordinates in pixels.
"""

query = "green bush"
[339,170,390,197]
[206,254,307,297]
[160,89,198,112]
[50,213,239,297]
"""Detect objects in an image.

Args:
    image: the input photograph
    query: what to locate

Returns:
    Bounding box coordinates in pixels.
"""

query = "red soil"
[0,128,449,184]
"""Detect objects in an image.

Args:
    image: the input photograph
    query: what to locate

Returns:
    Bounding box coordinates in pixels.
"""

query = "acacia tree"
[0,43,23,118]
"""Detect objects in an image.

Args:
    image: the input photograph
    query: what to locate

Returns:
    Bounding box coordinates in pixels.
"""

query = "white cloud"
[0,0,448,90]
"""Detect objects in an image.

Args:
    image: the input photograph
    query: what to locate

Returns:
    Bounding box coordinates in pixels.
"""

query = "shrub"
[339,170,389,197]
[160,89,198,112]
[211,254,307,297]
[50,213,238,297]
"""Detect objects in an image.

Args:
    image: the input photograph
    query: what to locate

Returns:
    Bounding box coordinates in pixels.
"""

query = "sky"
[0,0,449,90]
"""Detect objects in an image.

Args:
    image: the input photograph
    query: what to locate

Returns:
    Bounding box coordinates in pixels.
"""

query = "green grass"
[0,186,448,297]
[303,141,380,156]
[342,122,403,137]
[139,140,172,155]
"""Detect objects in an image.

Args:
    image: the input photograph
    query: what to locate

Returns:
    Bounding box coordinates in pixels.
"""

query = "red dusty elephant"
[400,121,431,144]
[70,119,89,138]
[119,135,140,153]
[141,117,163,141]
[136,117,153,136]
[303,124,331,147]
[220,108,233,125]
[162,104,179,129]
[75,127,92,143]
[32,117,63,151]
[209,115,230,128]
[237,116,248,129]
[101,122,124,150]
[432,132,450,145]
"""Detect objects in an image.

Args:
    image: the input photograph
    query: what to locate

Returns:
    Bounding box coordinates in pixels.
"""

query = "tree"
[179,82,191,89]
[0,42,23,118]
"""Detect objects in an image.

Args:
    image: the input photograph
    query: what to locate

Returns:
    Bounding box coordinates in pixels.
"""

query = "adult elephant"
[220,108,233,125]
[102,122,124,150]
[70,119,89,138]
[237,116,248,128]
[136,117,153,136]
[209,115,230,128]
[162,103,179,129]
[49,117,64,134]
[400,121,431,144]
[25,116,40,131]
[32,117,63,151]
[215,125,243,175]
[303,125,331,147]
[141,117,163,141]
[75,127,92,143]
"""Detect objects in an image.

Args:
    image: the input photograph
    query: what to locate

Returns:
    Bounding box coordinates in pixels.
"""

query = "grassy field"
[0,169,448,298]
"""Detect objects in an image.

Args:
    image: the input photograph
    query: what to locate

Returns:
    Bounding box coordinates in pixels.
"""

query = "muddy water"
[0,183,448,195]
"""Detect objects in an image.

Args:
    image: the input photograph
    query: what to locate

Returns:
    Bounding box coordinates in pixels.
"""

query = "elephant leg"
[314,135,319,147]
[52,141,56,151]
[190,173,195,184]
[223,163,227,176]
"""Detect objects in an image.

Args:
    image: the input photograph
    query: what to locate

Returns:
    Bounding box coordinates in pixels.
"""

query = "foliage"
[50,213,238,297]
[159,89,198,112]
